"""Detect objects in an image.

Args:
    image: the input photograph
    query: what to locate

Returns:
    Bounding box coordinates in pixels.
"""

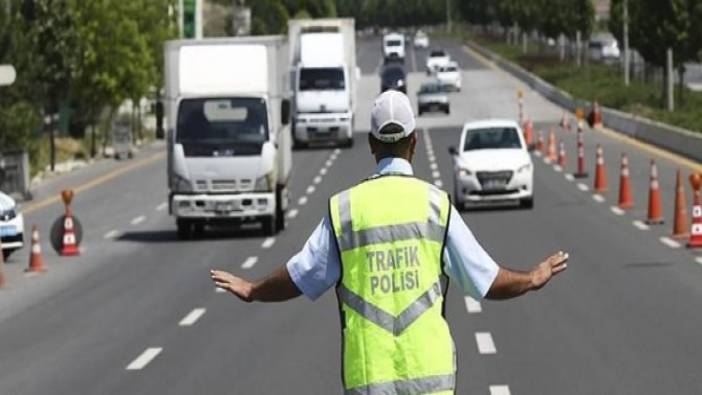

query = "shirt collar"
[374,157,414,176]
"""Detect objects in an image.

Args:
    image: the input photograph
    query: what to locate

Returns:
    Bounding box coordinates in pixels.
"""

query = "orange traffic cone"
[617,153,634,209]
[25,225,46,273]
[547,129,557,161]
[535,131,544,153]
[645,160,664,225]
[593,144,607,193]
[523,118,533,149]
[688,172,702,248]
[672,169,689,239]
[573,128,588,178]
[61,213,80,256]
[557,141,567,168]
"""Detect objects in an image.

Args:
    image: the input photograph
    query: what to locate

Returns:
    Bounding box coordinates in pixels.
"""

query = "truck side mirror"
[281,99,291,126]
[448,146,457,156]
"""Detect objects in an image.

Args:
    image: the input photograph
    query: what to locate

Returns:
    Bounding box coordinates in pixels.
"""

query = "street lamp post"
[623,0,630,86]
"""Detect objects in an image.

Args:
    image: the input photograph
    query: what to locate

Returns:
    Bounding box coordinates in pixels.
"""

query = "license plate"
[0,225,17,237]
[215,202,234,212]
[483,180,507,191]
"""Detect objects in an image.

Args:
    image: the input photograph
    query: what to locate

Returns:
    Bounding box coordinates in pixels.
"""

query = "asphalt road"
[1,35,701,395]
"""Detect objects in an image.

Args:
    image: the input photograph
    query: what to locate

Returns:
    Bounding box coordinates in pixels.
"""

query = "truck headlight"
[458,168,472,177]
[172,173,193,192]
[397,79,404,87]
[517,163,532,173]
[255,172,275,192]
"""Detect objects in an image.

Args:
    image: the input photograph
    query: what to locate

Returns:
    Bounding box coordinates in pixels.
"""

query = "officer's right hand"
[210,269,254,302]
[530,251,568,290]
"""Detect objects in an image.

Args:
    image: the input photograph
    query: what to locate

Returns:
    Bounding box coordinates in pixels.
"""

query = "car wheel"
[453,183,464,212]
[520,197,534,209]
[275,187,286,232]
[2,249,14,260]
[445,107,450,114]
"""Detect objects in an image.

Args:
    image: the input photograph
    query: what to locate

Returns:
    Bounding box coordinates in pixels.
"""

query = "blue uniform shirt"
[286,157,500,300]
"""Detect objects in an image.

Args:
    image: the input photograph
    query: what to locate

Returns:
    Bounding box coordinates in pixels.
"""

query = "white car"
[425,49,450,74]
[0,191,25,259]
[383,33,405,62]
[413,31,429,48]
[436,61,461,91]
[449,120,534,209]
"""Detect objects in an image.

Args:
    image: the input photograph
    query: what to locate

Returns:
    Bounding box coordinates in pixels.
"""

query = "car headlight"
[255,171,276,192]
[171,173,193,193]
[458,168,472,177]
[517,163,532,173]
[397,79,404,87]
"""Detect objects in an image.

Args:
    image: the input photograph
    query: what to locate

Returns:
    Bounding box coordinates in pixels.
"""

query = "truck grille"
[193,179,253,193]
[477,171,513,187]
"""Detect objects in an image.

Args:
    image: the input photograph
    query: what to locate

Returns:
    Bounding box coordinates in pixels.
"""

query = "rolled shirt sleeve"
[285,215,341,301]
[443,205,500,299]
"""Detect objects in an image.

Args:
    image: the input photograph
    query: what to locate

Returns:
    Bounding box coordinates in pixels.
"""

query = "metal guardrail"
[0,150,31,200]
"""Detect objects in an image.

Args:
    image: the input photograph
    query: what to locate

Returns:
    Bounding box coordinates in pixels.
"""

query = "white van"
[383,33,405,62]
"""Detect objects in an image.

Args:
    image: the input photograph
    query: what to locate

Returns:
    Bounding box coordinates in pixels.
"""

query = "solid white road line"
[287,208,299,219]
[592,194,605,203]
[659,236,682,249]
[577,183,589,192]
[103,229,122,240]
[633,220,650,230]
[553,165,563,172]
[564,173,575,181]
[215,287,226,293]
[126,347,162,370]
[179,308,206,327]
[464,296,482,313]
[131,215,146,225]
[298,196,308,205]
[695,256,702,266]
[475,332,497,354]
[610,206,625,216]
[306,185,316,195]
[489,385,512,395]
[241,256,258,269]
[433,179,444,188]
[432,171,441,179]
[261,238,275,249]
[313,175,322,184]
[156,202,168,211]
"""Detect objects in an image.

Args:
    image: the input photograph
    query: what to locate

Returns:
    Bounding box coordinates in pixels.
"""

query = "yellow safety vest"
[329,174,455,395]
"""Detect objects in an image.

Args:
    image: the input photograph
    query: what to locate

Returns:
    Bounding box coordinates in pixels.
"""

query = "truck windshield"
[299,68,345,91]
[463,128,522,151]
[386,40,402,47]
[176,98,268,156]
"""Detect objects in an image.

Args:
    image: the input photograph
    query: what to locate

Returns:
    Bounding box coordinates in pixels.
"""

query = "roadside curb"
[463,40,702,165]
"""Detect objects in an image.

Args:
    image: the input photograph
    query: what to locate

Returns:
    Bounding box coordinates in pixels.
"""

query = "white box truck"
[164,36,292,238]
[288,18,358,148]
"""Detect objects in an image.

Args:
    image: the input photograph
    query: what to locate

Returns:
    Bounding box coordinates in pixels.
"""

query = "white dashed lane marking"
[241,256,258,269]
[103,229,122,240]
[433,179,443,188]
[287,208,299,219]
[475,332,497,354]
[577,183,589,192]
[592,194,605,203]
[610,206,625,216]
[430,162,438,170]
[156,202,168,211]
[126,347,162,371]
[298,196,308,205]
[320,167,328,175]
[464,296,482,313]
[432,171,440,179]
[131,215,146,225]
[261,238,275,249]
[659,236,681,249]
[553,165,562,172]
[489,385,512,395]
[696,256,702,266]
[313,175,322,184]
[306,185,316,195]
[325,160,333,167]
[178,308,206,327]
[564,173,575,181]
[633,220,650,230]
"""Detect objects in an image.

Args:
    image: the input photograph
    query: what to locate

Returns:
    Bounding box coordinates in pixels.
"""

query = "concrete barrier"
[466,41,702,164]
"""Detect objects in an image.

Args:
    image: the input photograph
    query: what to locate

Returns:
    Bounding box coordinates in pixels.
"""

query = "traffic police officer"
[211,90,569,394]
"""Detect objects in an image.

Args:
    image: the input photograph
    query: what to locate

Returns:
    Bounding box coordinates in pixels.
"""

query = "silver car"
[417,81,449,116]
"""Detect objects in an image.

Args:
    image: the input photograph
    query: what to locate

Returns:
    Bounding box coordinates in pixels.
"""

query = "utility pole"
[666,48,674,111]
[623,0,630,86]
[446,0,451,34]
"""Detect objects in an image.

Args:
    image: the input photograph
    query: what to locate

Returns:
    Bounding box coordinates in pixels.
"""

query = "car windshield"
[420,84,441,93]
[299,68,345,91]
[430,50,446,57]
[386,39,402,47]
[176,97,268,156]
[444,66,458,72]
[463,127,522,151]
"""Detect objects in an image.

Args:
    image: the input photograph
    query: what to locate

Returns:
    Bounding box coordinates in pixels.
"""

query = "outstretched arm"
[210,265,302,303]
[485,251,569,300]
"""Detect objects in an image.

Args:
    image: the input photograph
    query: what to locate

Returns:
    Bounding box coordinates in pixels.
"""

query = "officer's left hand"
[210,269,254,302]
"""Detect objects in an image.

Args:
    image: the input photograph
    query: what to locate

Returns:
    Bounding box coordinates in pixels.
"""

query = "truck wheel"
[275,187,286,232]
[177,219,192,240]
[262,215,276,236]
[192,223,205,239]
[341,137,354,148]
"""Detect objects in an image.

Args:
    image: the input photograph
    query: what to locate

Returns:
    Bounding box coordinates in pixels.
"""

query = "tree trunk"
[678,66,685,106]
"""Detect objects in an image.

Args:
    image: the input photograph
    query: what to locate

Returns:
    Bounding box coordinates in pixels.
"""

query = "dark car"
[380,64,407,94]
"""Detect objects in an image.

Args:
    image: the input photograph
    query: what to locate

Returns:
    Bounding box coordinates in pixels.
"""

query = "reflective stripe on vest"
[330,175,455,394]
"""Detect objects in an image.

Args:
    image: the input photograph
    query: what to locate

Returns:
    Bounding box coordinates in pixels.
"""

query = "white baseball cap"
[370,90,416,143]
